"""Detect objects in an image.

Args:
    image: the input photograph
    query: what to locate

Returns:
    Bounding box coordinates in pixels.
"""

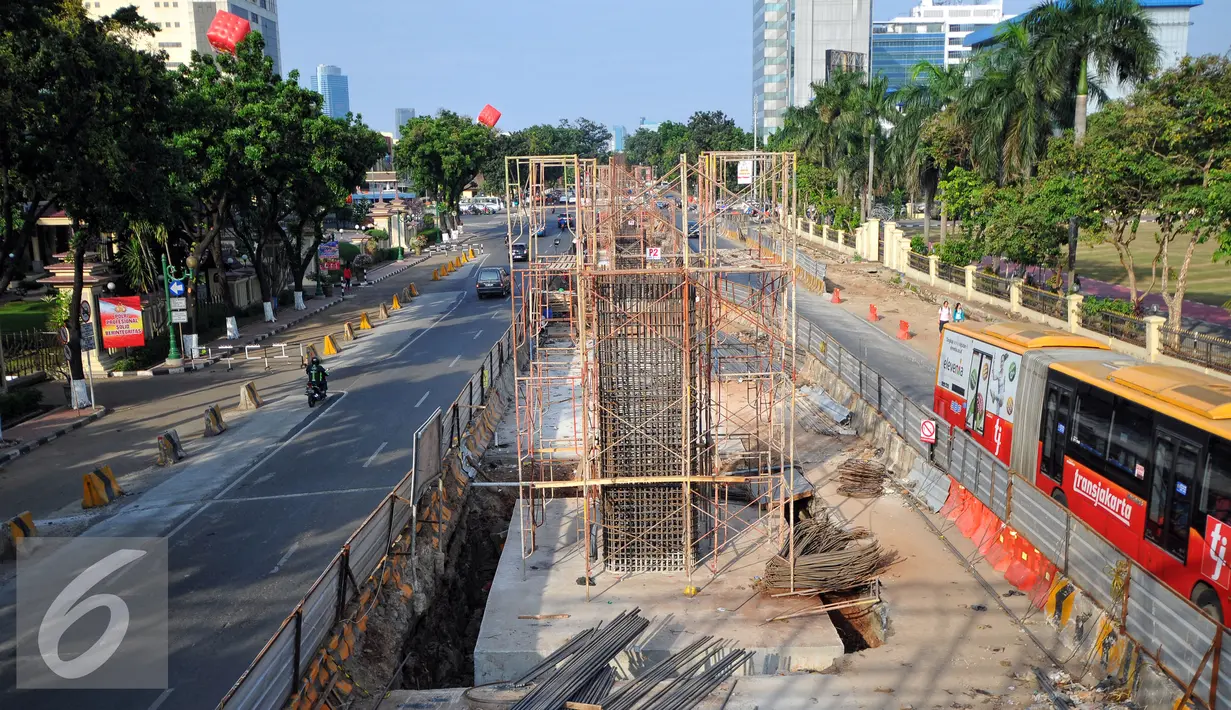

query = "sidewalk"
[0,235,496,525]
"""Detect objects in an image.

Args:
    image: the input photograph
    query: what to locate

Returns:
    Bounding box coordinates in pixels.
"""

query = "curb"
[0,407,112,468]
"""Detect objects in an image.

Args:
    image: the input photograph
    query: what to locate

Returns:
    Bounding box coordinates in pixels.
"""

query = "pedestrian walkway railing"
[973,271,1012,301]
[219,327,516,710]
[779,280,1231,706]
[936,261,965,287]
[1019,284,1068,320]
[907,251,929,274]
[1086,310,1147,348]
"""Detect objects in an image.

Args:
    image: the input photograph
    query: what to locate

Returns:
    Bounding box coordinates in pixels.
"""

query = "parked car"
[511,243,528,261]
[475,266,511,298]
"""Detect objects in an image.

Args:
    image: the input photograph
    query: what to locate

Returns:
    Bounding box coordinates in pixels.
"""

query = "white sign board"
[170,297,187,311]
[737,160,753,185]
[646,247,662,261]
[171,310,188,324]
[920,419,937,445]
[80,326,96,351]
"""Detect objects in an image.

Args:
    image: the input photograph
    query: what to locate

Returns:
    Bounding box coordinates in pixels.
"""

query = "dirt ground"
[819,253,1004,360]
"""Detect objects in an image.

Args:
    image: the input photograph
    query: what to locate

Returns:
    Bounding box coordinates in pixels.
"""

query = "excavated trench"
[393,482,515,690]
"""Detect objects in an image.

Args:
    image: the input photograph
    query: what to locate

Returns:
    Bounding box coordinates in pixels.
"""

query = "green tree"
[394,110,492,226]
[1026,0,1160,289]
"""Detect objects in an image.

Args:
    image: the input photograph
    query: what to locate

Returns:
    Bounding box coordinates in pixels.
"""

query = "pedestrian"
[939,300,952,333]
[342,265,353,292]
[953,302,966,322]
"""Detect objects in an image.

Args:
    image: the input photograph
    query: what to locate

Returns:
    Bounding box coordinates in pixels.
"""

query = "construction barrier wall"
[219,328,516,710]
[726,262,1231,707]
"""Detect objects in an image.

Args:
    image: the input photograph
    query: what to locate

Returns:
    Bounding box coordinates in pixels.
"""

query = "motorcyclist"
[306,356,329,394]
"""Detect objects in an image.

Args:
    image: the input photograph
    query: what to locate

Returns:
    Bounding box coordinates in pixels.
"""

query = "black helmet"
[311,356,320,365]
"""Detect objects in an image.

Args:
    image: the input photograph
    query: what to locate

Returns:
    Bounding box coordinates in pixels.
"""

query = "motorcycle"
[306,381,327,407]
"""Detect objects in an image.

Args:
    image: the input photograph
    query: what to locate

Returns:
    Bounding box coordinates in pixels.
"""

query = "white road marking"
[473,329,483,340]
[415,391,430,408]
[269,540,300,575]
[251,470,278,487]
[449,354,461,368]
[164,391,349,539]
[391,292,470,358]
[364,441,388,468]
[213,486,391,503]
[146,688,175,710]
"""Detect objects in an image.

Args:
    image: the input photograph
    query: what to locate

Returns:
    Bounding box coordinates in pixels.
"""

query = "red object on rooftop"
[478,104,502,128]
[206,11,251,55]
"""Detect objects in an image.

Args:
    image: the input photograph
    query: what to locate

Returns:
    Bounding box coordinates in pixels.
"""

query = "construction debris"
[760,512,897,594]
[836,458,887,498]
[507,609,752,710]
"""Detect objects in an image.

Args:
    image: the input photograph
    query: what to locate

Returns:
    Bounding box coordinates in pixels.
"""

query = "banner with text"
[99,297,146,348]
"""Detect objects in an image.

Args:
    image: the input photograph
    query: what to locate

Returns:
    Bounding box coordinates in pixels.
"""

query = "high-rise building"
[610,125,627,152]
[872,0,1006,92]
[310,65,350,119]
[394,108,416,139]
[84,0,282,75]
[754,1,873,137]
[963,0,1201,105]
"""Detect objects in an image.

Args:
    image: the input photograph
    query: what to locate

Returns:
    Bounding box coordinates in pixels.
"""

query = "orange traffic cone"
[869,304,879,322]
[831,288,842,304]
[897,320,912,340]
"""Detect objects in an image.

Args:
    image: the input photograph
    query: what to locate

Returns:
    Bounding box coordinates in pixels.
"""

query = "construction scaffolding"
[506,151,800,590]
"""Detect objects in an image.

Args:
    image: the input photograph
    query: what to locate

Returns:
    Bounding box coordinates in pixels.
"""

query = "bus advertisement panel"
[934,330,1022,464]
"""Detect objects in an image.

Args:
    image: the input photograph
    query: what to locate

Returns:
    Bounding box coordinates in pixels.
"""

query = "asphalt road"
[0,216,516,710]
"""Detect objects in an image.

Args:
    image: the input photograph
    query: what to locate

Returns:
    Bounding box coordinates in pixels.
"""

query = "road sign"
[169,279,186,297]
[171,310,188,324]
[170,297,187,311]
[920,419,937,445]
[646,247,662,261]
[737,160,753,185]
[80,326,96,352]
[58,326,70,345]
[79,299,92,325]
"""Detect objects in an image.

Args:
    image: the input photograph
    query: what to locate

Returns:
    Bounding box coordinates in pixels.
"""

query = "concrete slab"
[473,500,845,685]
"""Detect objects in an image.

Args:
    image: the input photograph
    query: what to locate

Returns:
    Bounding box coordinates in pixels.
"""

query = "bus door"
[1145,426,1202,563]
[1040,380,1074,488]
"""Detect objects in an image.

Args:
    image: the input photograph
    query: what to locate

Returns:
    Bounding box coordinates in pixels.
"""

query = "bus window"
[1069,384,1113,474]
[1202,437,1231,524]
[1107,400,1152,484]
[1147,428,1201,560]
[1040,380,1073,484]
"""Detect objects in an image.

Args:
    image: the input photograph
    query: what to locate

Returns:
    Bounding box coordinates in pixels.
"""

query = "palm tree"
[1026,0,1159,290]
[893,62,968,240]
[961,23,1065,183]
[838,72,895,220]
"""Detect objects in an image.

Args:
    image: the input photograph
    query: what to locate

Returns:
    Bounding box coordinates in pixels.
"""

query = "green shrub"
[935,237,982,267]
[0,388,44,420]
[1082,295,1135,319]
[418,227,441,245]
[112,339,169,372]
[910,235,928,255]
[339,242,361,265]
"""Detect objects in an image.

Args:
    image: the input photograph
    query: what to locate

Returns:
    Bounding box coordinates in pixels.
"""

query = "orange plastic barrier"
[956,498,986,539]
[897,320,911,340]
[984,529,1021,573]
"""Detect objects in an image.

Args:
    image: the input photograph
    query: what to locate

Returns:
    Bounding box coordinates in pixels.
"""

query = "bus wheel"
[1050,489,1068,508]
[1192,584,1224,625]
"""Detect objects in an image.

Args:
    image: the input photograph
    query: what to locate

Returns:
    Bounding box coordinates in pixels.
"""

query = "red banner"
[100,297,146,348]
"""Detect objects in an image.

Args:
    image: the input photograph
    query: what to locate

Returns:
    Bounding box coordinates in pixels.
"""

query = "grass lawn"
[1076,223,1229,309]
[0,298,54,333]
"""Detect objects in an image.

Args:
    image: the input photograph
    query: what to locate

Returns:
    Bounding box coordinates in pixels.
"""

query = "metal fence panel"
[414,409,444,501]
[299,563,340,662]
[988,463,1011,521]
[882,384,904,434]
[349,509,392,583]
[1065,522,1126,609]
[224,624,296,710]
[839,348,861,392]
[948,432,969,488]
[905,459,950,513]
[974,449,998,510]
[902,403,929,456]
[932,423,952,471]
[860,367,880,409]
[1007,480,1068,567]
[1125,563,1219,700]
[1216,642,1231,710]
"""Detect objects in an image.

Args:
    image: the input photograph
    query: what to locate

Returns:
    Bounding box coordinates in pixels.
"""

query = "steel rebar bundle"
[835,458,887,498]
[760,514,896,593]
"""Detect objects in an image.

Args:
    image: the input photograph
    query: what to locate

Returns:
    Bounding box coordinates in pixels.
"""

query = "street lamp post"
[161,254,199,364]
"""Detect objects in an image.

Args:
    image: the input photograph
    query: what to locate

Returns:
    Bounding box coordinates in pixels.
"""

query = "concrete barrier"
[432,268,440,281]
[324,334,340,356]
[378,303,390,320]
[204,404,228,437]
[343,322,356,341]
[83,465,123,508]
[239,382,263,411]
[409,283,419,297]
[391,295,402,310]
[302,344,319,367]
[1,511,36,560]
[156,428,187,466]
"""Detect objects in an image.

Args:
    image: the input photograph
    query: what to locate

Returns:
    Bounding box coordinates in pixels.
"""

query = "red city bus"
[934,323,1231,623]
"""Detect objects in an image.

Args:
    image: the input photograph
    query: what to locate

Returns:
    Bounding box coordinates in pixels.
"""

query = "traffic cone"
[869,304,879,322]
[897,320,912,340]
[831,288,842,304]
[359,312,373,330]
[432,268,440,281]
[391,295,402,310]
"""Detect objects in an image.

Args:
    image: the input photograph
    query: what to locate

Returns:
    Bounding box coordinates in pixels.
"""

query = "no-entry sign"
[920,419,937,445]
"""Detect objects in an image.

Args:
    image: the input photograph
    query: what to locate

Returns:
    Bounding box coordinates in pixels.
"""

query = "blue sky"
[280,1,1228,135]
